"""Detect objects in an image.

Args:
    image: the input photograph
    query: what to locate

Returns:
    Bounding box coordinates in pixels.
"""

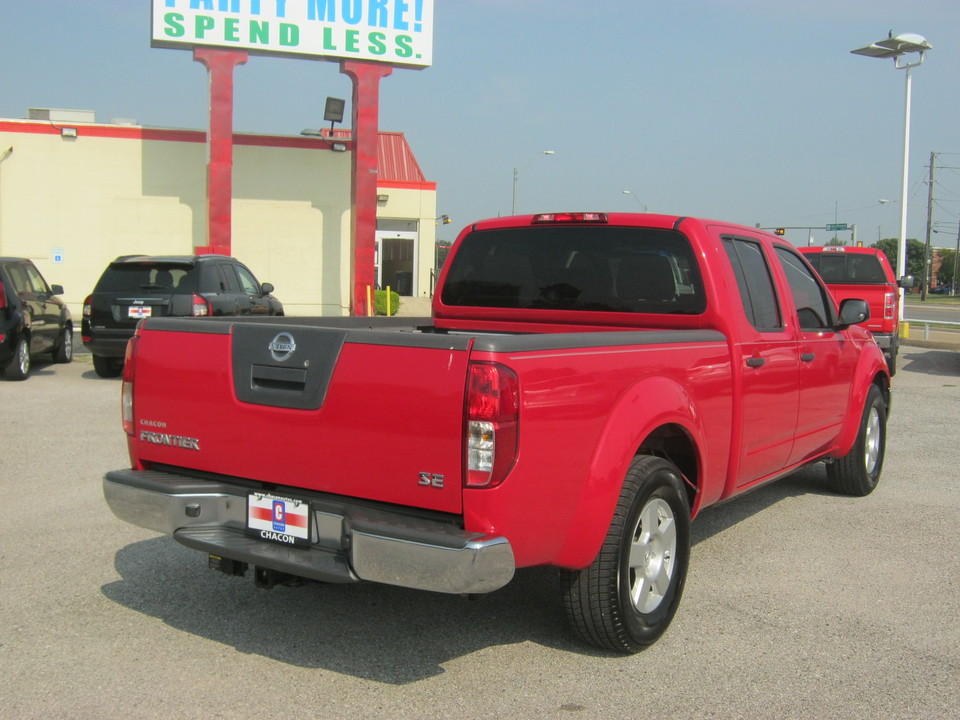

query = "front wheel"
[826,384,886,496]
[53,326,73,364]
[561,455,691,653]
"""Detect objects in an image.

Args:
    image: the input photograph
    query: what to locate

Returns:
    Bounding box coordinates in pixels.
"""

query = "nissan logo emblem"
[268,332,296,362]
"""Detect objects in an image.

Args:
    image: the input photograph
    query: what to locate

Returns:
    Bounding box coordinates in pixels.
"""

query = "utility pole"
[922,151,936,301]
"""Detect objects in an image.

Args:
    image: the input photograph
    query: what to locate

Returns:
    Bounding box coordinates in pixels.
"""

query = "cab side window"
[775,247,834,330]
[235,266,261,295]
[24,265,50,294]
[722,237,783,331]
[217,264,242,293]
[6,265,31,294]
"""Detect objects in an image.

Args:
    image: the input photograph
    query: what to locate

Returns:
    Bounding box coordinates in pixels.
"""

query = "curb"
[901,338,960,352]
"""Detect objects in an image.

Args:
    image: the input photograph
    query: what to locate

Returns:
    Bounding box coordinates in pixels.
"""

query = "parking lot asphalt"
[1,344,958,720]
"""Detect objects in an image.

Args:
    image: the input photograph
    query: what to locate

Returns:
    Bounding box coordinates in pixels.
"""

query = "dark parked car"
[83,254,282,377]
[0,257,73,380]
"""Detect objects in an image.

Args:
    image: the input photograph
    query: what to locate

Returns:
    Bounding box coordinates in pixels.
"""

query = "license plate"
[128,306,152,318]
[247,493,311,546]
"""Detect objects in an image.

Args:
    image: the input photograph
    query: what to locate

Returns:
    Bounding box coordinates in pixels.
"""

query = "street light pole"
[512,150,555,215]
[852,32,932,321]
[954,223,960,297]
[897,60,913,302]
[622,190,648,212]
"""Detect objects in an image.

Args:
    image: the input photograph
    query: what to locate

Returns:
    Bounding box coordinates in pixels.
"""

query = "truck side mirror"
[898,275,915,289]
[837,298,869,329]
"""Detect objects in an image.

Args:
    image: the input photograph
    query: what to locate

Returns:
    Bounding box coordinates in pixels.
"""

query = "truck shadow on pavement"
[900,348,960,377]
[101,539,583,682]
[100,465,834,682]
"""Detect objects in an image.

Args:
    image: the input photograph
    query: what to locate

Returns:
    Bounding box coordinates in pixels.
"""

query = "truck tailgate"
[130,320,471,514]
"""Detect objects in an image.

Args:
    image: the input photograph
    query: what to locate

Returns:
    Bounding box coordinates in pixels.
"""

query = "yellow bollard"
[366,285,373,317]
[899,322,910,339]
[386,286,391,316]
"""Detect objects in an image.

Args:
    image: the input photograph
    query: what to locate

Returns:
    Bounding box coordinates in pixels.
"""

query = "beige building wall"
[0,118,437,319]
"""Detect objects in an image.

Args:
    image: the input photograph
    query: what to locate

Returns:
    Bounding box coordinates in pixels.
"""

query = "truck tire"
[885,338,897,376]
[826,384,886,497]
[561,455,691,653]
[93,354,123,378]
[4,337,30,380]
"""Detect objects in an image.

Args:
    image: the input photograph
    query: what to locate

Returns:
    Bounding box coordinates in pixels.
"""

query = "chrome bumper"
[103,469,515,595]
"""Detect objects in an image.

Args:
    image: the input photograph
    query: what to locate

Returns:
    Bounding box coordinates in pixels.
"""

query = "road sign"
[825,223,848,231]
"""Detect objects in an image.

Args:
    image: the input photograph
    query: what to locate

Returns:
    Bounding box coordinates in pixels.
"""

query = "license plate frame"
[247,492,311,547]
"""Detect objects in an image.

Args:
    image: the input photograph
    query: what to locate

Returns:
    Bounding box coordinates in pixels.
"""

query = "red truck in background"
[104,212,891,653]
[799,246,914,374]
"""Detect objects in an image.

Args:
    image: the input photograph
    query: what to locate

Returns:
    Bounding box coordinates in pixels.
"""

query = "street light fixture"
[300,128,349,152]
[852,32,932,321]
[622,190,648,212]
[512,150,555,215]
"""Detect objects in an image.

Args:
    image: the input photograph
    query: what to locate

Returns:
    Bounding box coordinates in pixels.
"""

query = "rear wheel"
[826,384,886,496]
[93,354,123,378]
[561,455,691,653]
[884,338,898,376]
[4,337,30,380]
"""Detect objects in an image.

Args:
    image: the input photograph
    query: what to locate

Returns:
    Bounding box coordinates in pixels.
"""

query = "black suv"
[1,257,73,380]
[83,254,282,377]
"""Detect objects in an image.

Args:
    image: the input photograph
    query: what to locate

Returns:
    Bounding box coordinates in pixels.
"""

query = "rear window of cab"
[440,225,706,315]
[802,251,890,285]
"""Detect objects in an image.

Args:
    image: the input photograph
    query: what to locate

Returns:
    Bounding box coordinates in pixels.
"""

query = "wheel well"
[637,424,698,508]
[873,373,891,414]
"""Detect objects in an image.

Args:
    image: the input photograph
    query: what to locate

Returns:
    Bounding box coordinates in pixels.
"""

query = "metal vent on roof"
[28,108,96,124]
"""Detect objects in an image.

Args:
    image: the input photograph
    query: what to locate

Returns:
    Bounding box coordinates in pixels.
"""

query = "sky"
[2,1,959,249]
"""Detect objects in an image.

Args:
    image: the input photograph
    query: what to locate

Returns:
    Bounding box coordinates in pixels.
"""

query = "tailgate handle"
[251,364,308,392]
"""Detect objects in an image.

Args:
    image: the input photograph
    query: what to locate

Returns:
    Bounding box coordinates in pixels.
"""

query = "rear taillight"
[121,335,139,436]
[465,362,519,488]
[83,294,92,317]
[884,292,896,321]
[192,294,211,317]
[0,280,7,310]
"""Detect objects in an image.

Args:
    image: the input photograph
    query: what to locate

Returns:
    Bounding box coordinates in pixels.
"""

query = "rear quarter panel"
[462,332,733,569]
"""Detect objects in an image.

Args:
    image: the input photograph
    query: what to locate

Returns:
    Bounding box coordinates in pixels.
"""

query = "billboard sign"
[152,0,433,68]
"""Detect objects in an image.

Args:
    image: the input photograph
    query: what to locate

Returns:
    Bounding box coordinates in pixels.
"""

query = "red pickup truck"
[104,212,891,653]
[798,246,913,374]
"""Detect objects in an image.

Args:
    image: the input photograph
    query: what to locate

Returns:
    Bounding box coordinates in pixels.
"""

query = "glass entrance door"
[375,231,417,296]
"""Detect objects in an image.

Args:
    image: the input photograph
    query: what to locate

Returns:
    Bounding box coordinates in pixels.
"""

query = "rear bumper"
[871,332,895,350]
[82,329,133,358]
[103,469,515,595]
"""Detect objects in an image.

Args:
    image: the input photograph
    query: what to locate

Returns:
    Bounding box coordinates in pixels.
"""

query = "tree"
[826,236,846,247]
[871,238,926,280]
[936,248,956,288]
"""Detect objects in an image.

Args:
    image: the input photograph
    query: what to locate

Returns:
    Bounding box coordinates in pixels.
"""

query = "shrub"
[374,289,400,316]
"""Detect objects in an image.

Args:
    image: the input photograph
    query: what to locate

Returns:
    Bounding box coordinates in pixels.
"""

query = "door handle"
[746,357,766,368]
[800,352,816,363]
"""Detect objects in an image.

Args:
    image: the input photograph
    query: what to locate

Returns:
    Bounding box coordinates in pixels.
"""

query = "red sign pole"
[340,60,393,316]
[193,48,248,256]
